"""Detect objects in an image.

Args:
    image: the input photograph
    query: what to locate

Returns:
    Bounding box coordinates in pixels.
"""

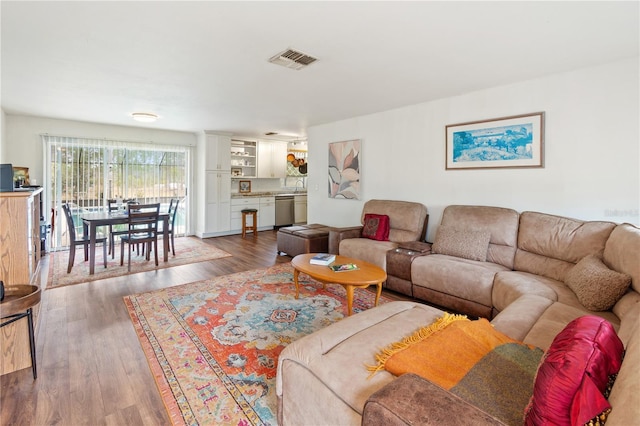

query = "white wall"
[0,109,6,163]
[307,58,640,241]
[2,114,198,231]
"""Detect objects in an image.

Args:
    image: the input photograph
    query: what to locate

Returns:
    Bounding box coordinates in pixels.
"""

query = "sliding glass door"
[43,136,190,249]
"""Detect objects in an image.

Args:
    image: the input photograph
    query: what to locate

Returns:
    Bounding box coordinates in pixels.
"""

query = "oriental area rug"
[48,237,232,289]
[124,263,390,426]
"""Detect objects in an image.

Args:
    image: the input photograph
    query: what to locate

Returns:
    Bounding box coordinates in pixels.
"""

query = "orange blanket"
[367,314,544,426]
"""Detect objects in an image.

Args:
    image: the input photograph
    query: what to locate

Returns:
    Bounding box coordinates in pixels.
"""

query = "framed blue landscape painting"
[446,112,544,170]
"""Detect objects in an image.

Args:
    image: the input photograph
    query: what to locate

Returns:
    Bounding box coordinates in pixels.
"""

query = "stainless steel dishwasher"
[275,195,295,227]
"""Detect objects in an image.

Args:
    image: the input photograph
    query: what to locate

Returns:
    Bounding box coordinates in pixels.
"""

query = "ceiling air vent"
[268,48,318,71]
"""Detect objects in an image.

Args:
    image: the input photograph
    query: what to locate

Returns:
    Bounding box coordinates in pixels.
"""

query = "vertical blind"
[42,135,190,248]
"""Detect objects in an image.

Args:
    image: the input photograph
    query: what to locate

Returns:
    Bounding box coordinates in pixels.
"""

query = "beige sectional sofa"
[276,204,640,425]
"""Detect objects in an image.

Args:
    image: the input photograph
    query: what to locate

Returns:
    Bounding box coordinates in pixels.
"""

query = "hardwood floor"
[1,230,412,425]
[0,230,294,426]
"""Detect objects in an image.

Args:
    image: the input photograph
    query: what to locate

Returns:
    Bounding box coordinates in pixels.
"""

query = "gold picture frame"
[445,112,544,170]
[239,180,251,193]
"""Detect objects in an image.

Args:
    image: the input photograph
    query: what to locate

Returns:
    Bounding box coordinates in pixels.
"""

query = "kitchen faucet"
[294,179,305,192]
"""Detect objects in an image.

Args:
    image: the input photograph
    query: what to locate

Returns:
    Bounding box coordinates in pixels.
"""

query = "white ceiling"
[2,1,638,139]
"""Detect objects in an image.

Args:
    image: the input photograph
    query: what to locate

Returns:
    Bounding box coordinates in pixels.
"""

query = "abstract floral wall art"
[328,139,361,199]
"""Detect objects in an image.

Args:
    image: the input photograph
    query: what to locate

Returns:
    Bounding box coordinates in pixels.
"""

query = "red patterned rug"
[124,263,390,425]
[48,236,232,289]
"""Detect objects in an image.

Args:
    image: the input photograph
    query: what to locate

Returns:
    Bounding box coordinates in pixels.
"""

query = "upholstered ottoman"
[277,224,332,257]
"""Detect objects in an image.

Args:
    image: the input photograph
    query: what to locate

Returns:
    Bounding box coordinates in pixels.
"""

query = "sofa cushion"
[565,254,631,311]
[363,373,506,426]
[431,226,490,261]
[412,254,509,308]
[362,213,390,241]
[524,316,624,426]
[492,270,591,314]
[439,205,519,269]
[492,271,559,312]
[276,301,444,424]
[361,199,428,243]
[339,238,398,271]
[514,212,616,282]
[607,302,640,425]
[603,223,640,294]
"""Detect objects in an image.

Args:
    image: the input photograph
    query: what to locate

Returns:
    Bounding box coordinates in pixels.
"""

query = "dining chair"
[166,198,180,256]
[119,203,160,272]
[108,199,138,258]
[62,203,107,273]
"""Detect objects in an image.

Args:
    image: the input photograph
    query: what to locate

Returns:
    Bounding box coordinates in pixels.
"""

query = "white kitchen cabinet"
[259,196,276,228]
[205,171,231,233]
[258,140,287,178]
[230,198,259,231]
[294,194,307,224]
[205,132,231,171]
[230,139,257,178]
[198,131,232,237]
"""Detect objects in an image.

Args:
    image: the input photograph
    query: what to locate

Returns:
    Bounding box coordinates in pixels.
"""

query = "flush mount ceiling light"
[131,112,158,123]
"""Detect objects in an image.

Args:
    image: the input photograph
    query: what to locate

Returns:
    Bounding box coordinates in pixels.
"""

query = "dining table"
[81,211,170,275]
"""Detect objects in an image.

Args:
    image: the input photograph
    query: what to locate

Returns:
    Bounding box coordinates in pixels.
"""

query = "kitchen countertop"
[231,191,307,198]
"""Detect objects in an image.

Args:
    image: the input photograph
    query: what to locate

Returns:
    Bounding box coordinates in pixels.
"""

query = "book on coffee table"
[309,253,336,265]
[329,263,359,272]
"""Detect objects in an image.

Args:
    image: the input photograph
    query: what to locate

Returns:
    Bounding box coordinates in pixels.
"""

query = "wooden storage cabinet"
[0,189,43,376]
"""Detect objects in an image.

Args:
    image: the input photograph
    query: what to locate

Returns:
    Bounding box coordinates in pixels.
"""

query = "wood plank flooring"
[0,230,410,425]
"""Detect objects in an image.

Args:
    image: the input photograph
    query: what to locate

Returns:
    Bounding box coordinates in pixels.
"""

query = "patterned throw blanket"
[368,314,544,425]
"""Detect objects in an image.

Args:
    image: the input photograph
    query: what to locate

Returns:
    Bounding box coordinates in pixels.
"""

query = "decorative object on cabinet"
[239,180,251,193]
[12,166,30,187]
[328,139,361,200]
[445,112,545,170]
[231,167,243,177]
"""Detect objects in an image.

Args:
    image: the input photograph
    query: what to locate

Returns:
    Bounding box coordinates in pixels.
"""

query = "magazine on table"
[329,263,359,272]
[309,253,336,265]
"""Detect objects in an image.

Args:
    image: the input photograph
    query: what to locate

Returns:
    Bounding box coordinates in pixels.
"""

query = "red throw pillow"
[362,213,390,241]
[524,316,624,426]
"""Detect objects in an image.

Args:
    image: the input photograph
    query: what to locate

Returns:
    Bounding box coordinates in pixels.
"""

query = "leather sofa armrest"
[328,226,363,254]
[362,373,505,426]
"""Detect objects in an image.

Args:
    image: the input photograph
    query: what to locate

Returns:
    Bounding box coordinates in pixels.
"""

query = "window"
[43,135,190,249]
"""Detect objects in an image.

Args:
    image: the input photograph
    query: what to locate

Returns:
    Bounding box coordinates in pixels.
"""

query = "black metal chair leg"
[27,308,37,379]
